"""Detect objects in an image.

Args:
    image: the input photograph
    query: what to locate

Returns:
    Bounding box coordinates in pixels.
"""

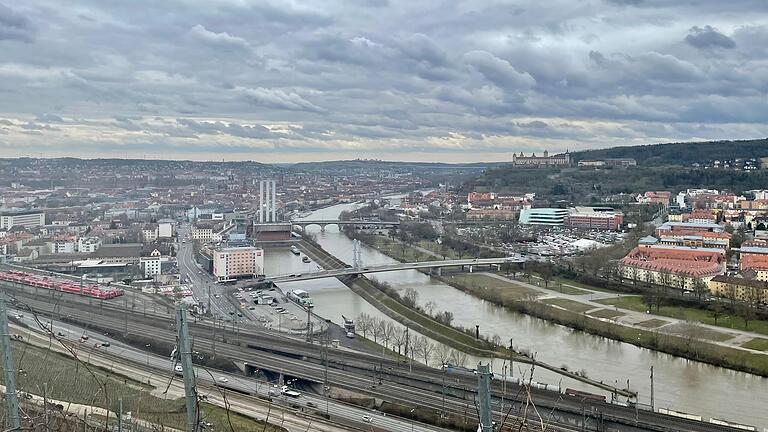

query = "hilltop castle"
[511,150,570,166]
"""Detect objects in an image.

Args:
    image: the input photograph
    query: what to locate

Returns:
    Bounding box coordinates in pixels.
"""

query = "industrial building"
[567,207,624,230]
[0,210,45,229]
[253,179,292,241]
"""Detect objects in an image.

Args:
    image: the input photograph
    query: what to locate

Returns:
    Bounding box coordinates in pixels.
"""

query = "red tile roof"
[740,253,768,271]
[621,246,724,277]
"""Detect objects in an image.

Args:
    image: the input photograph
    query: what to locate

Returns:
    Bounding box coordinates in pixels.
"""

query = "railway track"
[3,284,744,432]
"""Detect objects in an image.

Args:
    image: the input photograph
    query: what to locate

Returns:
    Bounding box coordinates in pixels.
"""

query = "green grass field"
[597,296,768,336]
[588,309,626,319]
[543,298,595,313]
[661,323,735,342]
[742,338,768,352]
[447,273,538,301]
[636,318,669,328]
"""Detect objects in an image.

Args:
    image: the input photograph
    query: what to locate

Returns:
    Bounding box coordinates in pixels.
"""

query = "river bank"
[354,232,768,377]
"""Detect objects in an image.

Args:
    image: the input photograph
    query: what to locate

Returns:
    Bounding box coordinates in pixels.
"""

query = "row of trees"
[355,313,470,367]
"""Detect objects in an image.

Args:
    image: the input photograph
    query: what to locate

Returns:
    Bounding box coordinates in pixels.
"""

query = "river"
[266,201,768,428]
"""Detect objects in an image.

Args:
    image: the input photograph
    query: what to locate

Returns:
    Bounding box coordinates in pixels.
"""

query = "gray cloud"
[0,3,34,42]
[685,25,736,49]
[0,0,765,161]
[189,24,250,51]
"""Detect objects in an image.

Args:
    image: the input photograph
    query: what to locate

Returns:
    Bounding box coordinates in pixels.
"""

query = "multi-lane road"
[9,310,448,432]
[176,223,239,319]
[3,282,747,432]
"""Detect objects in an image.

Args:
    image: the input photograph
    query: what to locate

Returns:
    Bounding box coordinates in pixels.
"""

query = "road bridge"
[246,256,524,285]
[290,219,400,231]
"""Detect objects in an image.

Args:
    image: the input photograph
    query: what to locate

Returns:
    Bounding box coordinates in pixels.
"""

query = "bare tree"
[402,288,419,309]
[391,327,406,355]
[372,317,384,344]
[449,349,469,367]
[491,334,502,347]
[383,322,396,350]
[434,343,451,366]
[356,313,371,339]
[539,261,554,288]
[419,338,435,366]
[693,278,708,301]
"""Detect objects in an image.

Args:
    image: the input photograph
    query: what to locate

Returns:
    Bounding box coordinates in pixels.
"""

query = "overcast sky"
[0,1,766,162]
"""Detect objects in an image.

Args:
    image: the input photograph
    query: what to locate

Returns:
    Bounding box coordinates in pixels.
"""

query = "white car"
[362,415,373,423]
[174,365,183,372]
[218,377,229,383]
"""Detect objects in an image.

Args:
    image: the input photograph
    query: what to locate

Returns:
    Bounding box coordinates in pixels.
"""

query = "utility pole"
[650,366,655,411]
[306,305,313,342]
[0,297,21,431]
[322,335,330,417]
[477,363,494,432]
[176,303,198,432]
[118,397,123,432]
[211,318,216,357]
[124,292,129,336]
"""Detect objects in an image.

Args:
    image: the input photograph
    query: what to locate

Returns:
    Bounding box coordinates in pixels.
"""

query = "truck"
[342,315,355,338]
[281,386,301,398]
[288,289,313,307]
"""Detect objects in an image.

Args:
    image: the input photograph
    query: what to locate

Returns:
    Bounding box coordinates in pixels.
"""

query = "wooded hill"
[571,138,768,166]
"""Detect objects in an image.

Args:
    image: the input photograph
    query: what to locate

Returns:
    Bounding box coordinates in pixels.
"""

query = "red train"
[0,271,123,300]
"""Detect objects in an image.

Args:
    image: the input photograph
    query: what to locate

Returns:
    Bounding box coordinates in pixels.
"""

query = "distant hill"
[571,138,768,166]
[288,159,500,171]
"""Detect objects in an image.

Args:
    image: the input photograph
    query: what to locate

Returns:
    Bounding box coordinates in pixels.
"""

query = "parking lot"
[228,286,326,334]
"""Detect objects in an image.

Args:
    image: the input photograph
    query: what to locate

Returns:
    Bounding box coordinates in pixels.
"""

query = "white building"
[50,239,75,254]
[676,192,687,209]
[158,219,175,238]
[192,225,213,241]
[212,246,264,282]
[0,211,45,229]
[77,236,102,253]
[140,249,164,278]
[141,225,159,243]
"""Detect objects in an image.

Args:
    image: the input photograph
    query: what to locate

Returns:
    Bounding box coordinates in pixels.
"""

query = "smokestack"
[271,180,276,222]
[259,180,264,223]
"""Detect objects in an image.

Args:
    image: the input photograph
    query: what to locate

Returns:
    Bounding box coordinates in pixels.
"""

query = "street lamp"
[145,344,151,366]
[410,408,416,432]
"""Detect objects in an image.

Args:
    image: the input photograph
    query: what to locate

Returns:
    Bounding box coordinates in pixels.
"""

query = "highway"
[2,283,748,432]
[9,311,448,432]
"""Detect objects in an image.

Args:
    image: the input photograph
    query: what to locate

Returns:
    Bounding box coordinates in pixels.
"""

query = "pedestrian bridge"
[290,219,400,231]
[259,257,524,284]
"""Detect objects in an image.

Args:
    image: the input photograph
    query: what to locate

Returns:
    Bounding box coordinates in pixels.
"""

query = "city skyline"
[0,1,767,162]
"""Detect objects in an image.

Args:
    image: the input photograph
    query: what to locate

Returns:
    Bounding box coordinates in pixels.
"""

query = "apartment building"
[141,224,159,242]
[709,274,768,303]
[619,243,725,290]
[192,223,215,241]
[77,236,102,253]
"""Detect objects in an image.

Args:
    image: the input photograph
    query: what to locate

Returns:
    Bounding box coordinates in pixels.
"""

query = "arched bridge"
[248,256,524,285]
[291,219,400,231]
